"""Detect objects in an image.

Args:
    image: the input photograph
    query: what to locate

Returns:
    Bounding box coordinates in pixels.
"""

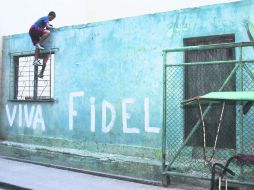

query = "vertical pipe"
[50,50,52,99]
[239,46,244,177]
[13,57,19,99]
[8,53,12,99]
[162,51,167,171]
[34,66,38,100]
[239,46,244,152]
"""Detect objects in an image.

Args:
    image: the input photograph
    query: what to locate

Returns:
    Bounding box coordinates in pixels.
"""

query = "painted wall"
[0,0,254,175]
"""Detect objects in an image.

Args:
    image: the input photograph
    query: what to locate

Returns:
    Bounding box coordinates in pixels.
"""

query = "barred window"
[12,53,54,101]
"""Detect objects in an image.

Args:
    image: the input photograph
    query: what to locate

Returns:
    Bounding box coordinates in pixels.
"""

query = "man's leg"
[39,30,50,45]
[33,48,42,66]
[39,54,51,78]
[31,27,45,50]
[34,48,40,61]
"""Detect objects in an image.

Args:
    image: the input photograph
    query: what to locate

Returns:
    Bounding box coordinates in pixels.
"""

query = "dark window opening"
[184,34,236,149]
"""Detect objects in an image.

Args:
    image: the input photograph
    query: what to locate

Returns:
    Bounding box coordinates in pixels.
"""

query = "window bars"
[9,52,54,101]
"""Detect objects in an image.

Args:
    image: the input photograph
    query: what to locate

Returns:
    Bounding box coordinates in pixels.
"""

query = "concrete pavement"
[0,156,206,190]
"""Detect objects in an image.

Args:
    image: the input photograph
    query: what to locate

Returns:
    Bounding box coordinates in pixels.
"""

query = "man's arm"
[46,23,53,29]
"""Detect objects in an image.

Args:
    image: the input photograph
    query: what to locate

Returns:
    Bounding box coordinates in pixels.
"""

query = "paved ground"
[0,157,206,190]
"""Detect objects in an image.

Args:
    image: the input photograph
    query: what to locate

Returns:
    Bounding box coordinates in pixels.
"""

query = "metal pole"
[239,47,244,177]
[49,51,52,99]
[34,66,38,100]
[162,52,167,171]
[167,60,240,67]
[163,41,254,53]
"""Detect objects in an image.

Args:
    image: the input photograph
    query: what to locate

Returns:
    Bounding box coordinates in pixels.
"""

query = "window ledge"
[8,99,55,103]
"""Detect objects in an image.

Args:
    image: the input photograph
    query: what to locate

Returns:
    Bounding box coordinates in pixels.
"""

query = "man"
[29,11,56,66]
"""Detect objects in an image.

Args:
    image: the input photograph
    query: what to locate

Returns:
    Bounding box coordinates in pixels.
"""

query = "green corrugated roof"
[183,91,254,105]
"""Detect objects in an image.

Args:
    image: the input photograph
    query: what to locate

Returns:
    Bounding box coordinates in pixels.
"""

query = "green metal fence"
[162,42,254,187]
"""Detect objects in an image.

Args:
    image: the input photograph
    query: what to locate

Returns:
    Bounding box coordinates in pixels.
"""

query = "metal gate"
[162,42,254,187]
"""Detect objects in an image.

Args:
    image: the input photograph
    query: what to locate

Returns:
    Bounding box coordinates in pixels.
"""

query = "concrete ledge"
[6,135,161,159]
[0,141,162,182]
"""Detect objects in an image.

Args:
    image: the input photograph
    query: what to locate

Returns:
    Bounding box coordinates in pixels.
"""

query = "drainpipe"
[0,36,3,138]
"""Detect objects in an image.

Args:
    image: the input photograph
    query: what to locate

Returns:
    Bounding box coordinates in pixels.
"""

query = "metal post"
[49,51,52,99]
[34,66,38,100]
[239,47,244,177]
[162,51,167,171]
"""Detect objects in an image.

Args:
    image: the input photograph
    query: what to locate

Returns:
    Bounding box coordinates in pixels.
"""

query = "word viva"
[69,92,160,134]
[6,104,45,130]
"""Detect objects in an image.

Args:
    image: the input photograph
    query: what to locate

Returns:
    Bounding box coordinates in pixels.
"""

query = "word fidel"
[5,92,160,134]
[69,92,160,134]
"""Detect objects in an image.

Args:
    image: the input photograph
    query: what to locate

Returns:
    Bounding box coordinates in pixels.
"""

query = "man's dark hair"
[48,11,56,17]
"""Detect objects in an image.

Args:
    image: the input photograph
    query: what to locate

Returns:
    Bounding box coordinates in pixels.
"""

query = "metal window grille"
[10,53,54,101]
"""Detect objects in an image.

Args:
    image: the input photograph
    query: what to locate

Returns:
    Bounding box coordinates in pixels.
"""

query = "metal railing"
[8,49,56,101]
[162,42,254,186]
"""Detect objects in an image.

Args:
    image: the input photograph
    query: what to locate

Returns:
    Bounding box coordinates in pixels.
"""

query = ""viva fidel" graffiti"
[5,91,160,134]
